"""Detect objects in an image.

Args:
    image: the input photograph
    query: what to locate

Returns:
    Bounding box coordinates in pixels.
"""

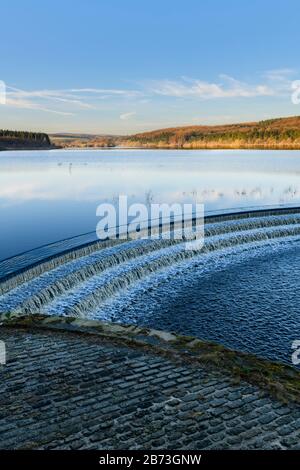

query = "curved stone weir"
[0,238,120,296]
[1,209,300,317]
[0,238,174,312]
[42,225,300,317]
[0,212,299,292]
[204,213,300,237]
[91,234,300,324]
[6,222,300,316]
[1,208,300,296]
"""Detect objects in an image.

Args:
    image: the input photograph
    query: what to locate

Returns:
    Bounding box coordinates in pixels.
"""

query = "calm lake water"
[1,148,300,260]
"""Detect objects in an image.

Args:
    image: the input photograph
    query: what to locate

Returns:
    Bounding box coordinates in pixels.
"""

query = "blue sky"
[0,0,300,134]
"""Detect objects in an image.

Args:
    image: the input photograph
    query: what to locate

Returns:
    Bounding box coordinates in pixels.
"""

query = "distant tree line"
[0,129,51,145]
[128,129,300,145]
[124,117,300,148]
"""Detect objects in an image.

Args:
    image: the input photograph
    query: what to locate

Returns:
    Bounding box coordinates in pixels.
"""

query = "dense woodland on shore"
[0,130,51,150]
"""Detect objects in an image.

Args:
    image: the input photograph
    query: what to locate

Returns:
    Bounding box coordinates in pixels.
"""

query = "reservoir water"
[1,148,300,260]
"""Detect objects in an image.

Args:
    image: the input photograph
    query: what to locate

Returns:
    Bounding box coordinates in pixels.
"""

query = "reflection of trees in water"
[283,186,298,197]
[88,185,300,207]
[250,187,262,198]
[145,190,154,207]
[179,186,300,203]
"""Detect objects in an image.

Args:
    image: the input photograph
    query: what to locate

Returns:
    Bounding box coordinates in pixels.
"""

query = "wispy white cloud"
[5,95,75,116]
[120,111,136,120]
[263,68,296,81]
[70,88,141,97]
[148,75,275,99]
[5,87,85,115]
[262,68,298,95]
[4,86,141,116]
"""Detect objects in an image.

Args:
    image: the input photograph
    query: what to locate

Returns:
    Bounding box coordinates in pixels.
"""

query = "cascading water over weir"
[1,207,300,365]
[0,207,300,316]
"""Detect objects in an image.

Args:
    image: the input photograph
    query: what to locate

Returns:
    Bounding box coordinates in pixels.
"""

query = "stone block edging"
[1,312,300,404]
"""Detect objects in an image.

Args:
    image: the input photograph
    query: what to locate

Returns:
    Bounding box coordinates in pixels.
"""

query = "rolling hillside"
[120,116,300,149]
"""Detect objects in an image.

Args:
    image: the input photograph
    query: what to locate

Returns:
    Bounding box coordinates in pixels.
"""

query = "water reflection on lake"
[1,148,300,260]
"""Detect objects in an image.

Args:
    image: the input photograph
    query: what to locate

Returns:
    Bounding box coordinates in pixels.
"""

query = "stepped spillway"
[1,208,300,322]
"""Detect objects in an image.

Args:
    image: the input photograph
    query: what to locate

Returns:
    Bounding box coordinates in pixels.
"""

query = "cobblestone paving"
[0,327,299,450]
